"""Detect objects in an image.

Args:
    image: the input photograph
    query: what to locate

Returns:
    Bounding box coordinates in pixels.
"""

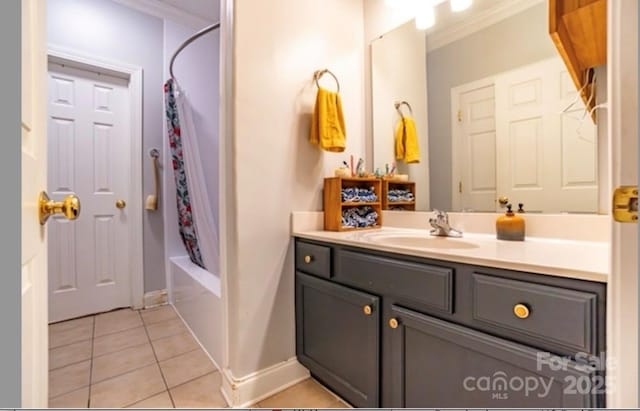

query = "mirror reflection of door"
[452,58,598,213]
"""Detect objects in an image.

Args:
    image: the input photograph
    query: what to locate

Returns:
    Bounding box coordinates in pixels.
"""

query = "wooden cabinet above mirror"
[549,0,606,123]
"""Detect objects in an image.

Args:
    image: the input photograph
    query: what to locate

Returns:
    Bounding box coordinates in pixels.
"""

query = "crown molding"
[110,0,214,29]
[426,0,545,52]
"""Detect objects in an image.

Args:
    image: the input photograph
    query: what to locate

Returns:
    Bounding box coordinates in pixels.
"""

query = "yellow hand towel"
[310,87,346,152]
[394,116,420,163]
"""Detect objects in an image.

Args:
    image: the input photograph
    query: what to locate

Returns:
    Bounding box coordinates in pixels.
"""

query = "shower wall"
[162,17,222,368]
[162,19,220,263]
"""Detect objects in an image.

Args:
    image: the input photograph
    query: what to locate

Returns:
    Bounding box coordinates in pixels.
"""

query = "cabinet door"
[295,272,380,407]
[386,304,601,408]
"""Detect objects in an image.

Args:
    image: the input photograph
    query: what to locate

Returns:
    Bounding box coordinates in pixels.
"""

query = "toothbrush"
[355,158,364,176]
[390,163,396,175]
[350,155,354,177]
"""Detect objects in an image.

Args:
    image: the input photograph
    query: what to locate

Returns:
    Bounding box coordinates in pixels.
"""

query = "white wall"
[228,0,366,380]
[47,0,166,292]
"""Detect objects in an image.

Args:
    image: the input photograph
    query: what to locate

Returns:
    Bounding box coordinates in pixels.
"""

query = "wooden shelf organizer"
[382,179,416,211]
[323,177,382,231]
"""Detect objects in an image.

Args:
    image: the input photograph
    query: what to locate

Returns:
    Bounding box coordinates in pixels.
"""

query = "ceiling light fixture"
[385,0,473,31]
[415,4,436,30]
[450,0,473,12]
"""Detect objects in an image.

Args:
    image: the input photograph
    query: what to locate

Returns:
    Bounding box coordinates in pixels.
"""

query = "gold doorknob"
[304,255,312,264]
[498,196,509,206]
[116,200,127,209]
[513,303,530,319]
[39,191,81,225]
[363,305,373,315]
[389,318,399,329]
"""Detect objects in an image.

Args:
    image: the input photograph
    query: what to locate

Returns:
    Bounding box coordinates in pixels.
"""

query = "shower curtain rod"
[169,22,221,82]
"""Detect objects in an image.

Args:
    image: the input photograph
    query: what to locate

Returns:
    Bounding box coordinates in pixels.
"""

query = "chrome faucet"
[429,210,463,238]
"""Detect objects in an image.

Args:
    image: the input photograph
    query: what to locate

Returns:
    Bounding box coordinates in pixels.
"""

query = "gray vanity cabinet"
[294,238,606,408]
[295,271,380,408]
[385,303,598,408]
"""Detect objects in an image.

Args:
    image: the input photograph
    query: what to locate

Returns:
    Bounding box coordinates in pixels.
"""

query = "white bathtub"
[169,256,223,369]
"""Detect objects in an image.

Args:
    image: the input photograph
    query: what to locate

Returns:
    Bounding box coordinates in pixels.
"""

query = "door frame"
[606,0,638,406]
[46,45,144,311]
[450,76,495,211]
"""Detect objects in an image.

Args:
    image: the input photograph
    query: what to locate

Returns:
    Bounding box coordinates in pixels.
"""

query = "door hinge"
[613,185,638,223]
[459,181,463,193]
[457,110,463,123]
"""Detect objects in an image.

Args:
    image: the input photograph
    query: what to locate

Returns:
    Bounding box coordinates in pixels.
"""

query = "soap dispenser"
[496,204,525,241]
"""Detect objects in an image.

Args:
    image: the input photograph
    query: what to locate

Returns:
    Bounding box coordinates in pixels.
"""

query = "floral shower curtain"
[164,79,205,268]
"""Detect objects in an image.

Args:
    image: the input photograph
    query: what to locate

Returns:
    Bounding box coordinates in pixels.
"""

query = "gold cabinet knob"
[39,191,81,225]
[513,303,530,319]
[363,305,373,315]
[304,255,312,264]
[116,199,127,209]
[389,318,399,329]
[498,196,509,206]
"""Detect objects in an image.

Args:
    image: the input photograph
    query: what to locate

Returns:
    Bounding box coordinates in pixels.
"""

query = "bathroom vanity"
[293,231,607,408]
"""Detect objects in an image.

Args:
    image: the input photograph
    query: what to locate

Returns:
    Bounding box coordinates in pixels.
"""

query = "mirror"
[370,0,603,213]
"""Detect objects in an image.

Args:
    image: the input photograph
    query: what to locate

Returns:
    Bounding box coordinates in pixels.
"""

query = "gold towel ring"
[395,101,413,117]
[314,69,340,93]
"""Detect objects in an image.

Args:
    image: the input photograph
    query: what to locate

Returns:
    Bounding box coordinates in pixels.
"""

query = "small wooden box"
[382,179,416,211]
[323,177,383,231]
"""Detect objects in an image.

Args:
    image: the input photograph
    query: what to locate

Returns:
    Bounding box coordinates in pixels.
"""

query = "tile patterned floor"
[48,305,349,409]
[48,306,225,408]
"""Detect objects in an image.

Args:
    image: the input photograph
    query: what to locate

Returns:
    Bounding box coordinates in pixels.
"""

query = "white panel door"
[21,0,48,406]
[495,57,598,213]
[455,83,497,212]
[47,62,132,322]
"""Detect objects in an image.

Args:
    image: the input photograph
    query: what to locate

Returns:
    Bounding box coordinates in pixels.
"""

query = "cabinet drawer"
[335,249,453,314]
[472,273,597,355]
[295,241,332,278]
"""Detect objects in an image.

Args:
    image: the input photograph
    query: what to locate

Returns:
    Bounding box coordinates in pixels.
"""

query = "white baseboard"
[143,289,168,309]
[220,357,310,408]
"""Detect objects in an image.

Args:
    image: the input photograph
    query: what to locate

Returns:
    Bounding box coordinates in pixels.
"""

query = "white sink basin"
[368,234,479,250]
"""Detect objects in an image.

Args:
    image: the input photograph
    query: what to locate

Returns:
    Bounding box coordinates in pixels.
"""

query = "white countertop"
[293,227,609,283]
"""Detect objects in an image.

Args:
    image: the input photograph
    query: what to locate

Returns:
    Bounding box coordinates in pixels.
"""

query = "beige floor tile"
[170,372,226,408]
[48,386,90,408]
[49,360,91,398]
[257,378,339,408]
[93,326,149,357]
[151,331,199,361]
[126,391,174,408]
[49,316,94,334]
[49,320,94,349]
[89,363,166,408]
[92,342,156,383]
[159,348,215,388]
[140,305,178,326]
[49,339,92,370]
[94,309,143,337]
[146,318,187,341]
